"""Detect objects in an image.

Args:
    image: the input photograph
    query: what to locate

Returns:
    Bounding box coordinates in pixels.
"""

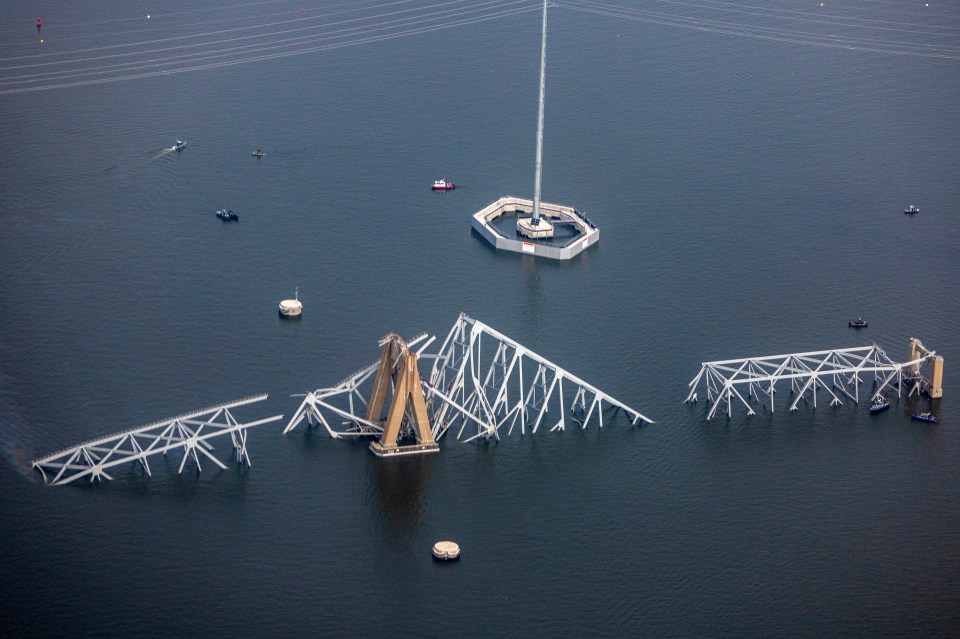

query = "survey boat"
[869,396,890,413]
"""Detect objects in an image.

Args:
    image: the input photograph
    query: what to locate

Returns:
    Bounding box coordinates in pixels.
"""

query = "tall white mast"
[532,0,548,224]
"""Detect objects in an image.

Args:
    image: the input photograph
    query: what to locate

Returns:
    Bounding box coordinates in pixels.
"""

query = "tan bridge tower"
[909,338,944,398]
[366,333,440,457]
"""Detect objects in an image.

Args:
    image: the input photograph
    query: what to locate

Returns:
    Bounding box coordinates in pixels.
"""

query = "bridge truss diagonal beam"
[33,395,282,486]
[426,314,653,442]
[284,314,653,444]
[685,344,937,420]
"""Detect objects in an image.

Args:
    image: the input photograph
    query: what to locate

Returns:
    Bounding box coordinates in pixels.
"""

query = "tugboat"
[278,287,302,318]
[849,317,868,328]
[869,396,890,413]
[911,412,938,424]
[431,179,455,191]
[904,204,920,214]
[252,149,265,158]
[174,140,186,152]
[216,209,239,221]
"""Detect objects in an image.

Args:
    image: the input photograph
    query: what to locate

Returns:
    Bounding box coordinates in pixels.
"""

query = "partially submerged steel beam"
[685,339,941,420]
[33,394,282,485]
[285,315,652,450]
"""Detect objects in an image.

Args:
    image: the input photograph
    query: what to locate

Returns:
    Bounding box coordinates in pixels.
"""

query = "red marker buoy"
[37,17,42,31]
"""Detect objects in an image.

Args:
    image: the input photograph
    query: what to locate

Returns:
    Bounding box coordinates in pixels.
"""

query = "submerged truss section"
[285,314,652,444]
[33,395,282,485]
[685,344,938,420]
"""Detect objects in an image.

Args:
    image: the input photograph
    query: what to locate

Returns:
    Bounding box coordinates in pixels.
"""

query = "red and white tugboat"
[431,179,455,191]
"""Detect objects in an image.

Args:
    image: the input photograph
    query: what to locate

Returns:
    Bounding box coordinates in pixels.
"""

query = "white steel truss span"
[684,344,937,420]
[33,395,282,486]
[284,314,653,442]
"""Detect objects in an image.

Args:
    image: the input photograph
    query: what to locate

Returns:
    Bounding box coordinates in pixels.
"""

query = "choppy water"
[2,1,959,635]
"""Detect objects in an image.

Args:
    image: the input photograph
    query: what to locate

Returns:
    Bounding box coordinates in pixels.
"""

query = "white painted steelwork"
[285,315,652,442]
[531,0,548,225]
[284,334,432,438]
[33,395,282,485]
[685,344,938,420]
[426,314,652,441]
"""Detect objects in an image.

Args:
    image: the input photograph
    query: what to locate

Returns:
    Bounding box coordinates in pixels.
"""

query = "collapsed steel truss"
[33,395,282,485]
[285,314,652,443]
[685,345,937,420]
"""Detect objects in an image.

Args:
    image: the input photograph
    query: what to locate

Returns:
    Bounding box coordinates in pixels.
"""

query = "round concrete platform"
[432,541,461,560]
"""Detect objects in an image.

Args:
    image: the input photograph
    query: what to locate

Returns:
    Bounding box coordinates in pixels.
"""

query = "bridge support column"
[367,333,439,457]
[931,356,944,398]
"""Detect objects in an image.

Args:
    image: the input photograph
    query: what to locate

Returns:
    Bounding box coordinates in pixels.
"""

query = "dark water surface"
[2,1,959,636]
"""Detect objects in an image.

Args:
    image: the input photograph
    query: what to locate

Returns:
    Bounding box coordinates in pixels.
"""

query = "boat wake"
[153,146,178,159]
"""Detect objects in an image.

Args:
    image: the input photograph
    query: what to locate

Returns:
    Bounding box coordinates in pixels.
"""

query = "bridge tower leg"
[909,338,922,373]
[367,333,440,458]
[931,356,944,398]
[909,337,943,398]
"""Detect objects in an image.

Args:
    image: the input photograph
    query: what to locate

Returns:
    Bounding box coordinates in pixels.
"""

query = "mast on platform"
[474,0,600,258]
[532,0,548,225]
[517,0,555,239]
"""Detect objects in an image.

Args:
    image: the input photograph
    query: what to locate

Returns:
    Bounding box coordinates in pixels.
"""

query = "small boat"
[431,179,455,191]
[904,204,920,214]
[911,412,938,424]
[216,209,238,221]
[174,140,186,152]
[869,396,890,413]
[849,317,868,328]
[252,149,265,158]
[279,287,302,317]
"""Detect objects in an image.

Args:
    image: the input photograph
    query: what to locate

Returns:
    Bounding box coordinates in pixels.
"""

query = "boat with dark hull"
[216,209,238,221]
[869,396,890,413]
[849,317,868,328]
[911,412,938,424]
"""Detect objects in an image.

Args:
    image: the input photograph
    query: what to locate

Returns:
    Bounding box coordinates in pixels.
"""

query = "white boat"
[174,140,186,152]
[431,179,455,191]
[904,204,920,214]
[278,287,302,317]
